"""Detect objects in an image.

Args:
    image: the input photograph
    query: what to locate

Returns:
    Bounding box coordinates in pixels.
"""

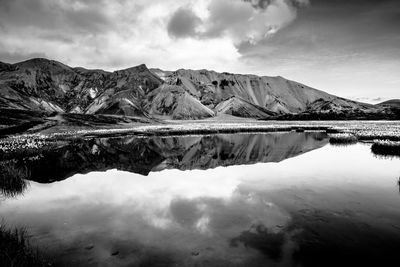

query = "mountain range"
[0,58,399,121]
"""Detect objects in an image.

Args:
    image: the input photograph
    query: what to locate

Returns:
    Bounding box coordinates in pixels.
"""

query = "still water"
[1,132,400,266]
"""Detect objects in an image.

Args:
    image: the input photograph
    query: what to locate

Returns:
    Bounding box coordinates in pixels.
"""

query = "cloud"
[167,8,202,38]
[0,0,113,35]
[0,51,48,63]
[166,0,309,45]
[0,0,308,70]
[244,0,309,9]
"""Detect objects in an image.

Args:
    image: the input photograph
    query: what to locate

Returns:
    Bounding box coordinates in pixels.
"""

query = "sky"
[0,0,399,103]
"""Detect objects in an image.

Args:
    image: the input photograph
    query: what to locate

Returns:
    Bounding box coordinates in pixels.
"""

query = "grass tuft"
[329,133,358,145]
[0,222,49,266]
[371,140,400,157]
[0,161,29,198]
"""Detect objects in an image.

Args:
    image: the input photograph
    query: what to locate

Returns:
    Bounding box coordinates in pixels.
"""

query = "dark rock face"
[0,58,386,120]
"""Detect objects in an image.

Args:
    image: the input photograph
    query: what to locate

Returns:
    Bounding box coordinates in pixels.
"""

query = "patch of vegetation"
[219,79,230,89]
[0,135,57,161]
[0,223,50,267]
[356,132,400,141]
[290,126,330,132]
[326,128,342,134]
[371,140,400,157]
[0,160,29,198]
[329,133,358,145]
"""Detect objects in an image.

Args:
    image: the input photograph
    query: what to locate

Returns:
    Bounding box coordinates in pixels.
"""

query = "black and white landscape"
[1,0,400,266]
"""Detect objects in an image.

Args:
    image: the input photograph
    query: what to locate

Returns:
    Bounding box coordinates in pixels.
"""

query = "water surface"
[1,132,400,266]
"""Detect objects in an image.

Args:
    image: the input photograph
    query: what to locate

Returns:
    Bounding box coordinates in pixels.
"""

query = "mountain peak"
[14,57,72,72]
[117,63,149,73]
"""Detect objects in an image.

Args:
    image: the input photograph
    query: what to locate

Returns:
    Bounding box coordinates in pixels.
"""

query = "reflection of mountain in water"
[151,133,328,171]
[1,132,328,184]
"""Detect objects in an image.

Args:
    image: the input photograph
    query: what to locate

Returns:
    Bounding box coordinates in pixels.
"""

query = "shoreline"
[2,119,400,139]
[1,121,400,158]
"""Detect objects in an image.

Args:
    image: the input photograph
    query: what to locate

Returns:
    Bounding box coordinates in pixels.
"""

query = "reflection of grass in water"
[329,133,358,145]
[0,160,29,198]
[371,153,400,160]
[0,222,49,266]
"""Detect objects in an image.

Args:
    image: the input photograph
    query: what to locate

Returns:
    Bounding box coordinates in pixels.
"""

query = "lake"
[1,132,400,266]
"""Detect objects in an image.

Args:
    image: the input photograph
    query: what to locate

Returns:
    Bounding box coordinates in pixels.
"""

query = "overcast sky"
[0,0,399,103]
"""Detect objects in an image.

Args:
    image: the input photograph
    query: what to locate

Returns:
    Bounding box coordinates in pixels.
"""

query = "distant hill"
[377,99,400,108]
[0,58,391,120]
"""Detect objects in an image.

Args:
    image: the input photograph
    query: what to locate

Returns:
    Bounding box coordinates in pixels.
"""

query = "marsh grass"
[0,161,29,198]
[357,134,400,142]
[371,140,400,157]
[329,133,358,145]
[0,222,49,267]
[325,128,343,134]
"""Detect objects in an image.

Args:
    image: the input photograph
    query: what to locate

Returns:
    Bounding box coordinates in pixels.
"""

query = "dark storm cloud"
[167,8,202,38]
[0,0,113,35]
[238,0,400,60]
[244,0,309,9]
[243,0,273,9]
[236,0,400,101]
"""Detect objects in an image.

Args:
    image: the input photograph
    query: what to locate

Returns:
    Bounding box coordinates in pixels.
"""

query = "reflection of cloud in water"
[1,168,291,265]
[1,143,400,266]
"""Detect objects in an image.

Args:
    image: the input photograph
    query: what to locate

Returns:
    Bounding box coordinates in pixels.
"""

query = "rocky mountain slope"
[153,68,379,117]
[0,58,162,117]
[0,58,389,120]
[149,85,215,119]
[377,99,400,108]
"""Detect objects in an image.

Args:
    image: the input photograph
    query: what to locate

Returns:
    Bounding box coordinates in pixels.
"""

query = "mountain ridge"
[0,57,393,121]
[377,99,400,108]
